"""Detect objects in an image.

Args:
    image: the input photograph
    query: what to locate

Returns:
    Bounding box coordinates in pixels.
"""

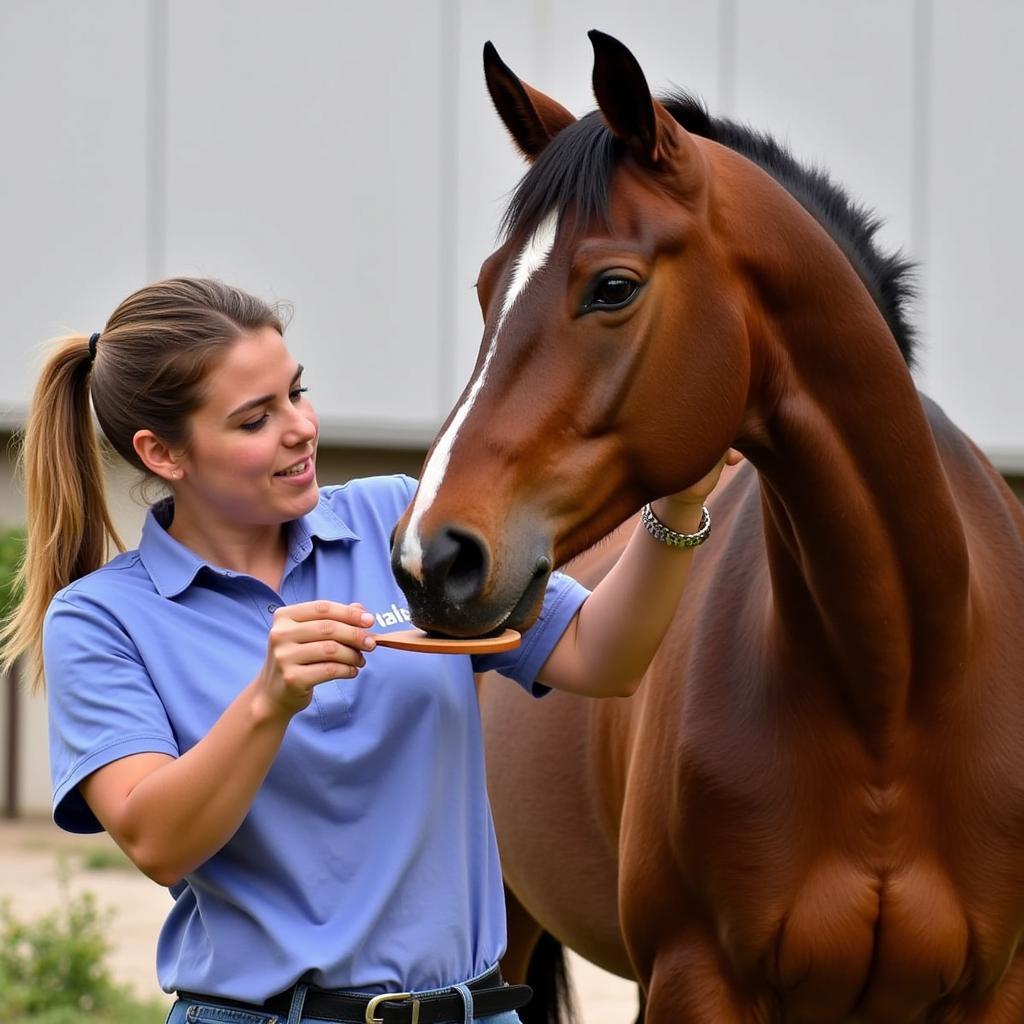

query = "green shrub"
[0,865,166,1023]
[79,846,134,873]
[0,525,25,624]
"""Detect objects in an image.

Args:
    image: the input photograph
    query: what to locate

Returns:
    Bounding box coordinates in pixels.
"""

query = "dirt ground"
[0,817,638,1023]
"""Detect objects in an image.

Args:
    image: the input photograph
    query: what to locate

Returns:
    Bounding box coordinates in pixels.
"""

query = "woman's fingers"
[271,603,377,648]
[278,658,363,690]
[271,616,376,653]
[278,639,366,669]
[670,448,746,504]
[281,600,374,627]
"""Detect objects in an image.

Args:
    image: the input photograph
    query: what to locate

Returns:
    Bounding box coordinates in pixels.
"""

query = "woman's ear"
[133,429,184,482]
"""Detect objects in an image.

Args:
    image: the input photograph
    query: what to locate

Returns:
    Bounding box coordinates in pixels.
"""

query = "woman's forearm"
[113,681,290,885]
[541,499,706,697]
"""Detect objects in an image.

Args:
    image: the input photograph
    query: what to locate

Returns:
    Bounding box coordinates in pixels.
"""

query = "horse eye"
[586,276,640,312]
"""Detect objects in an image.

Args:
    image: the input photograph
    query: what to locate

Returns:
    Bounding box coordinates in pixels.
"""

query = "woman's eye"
[586,276,640,311]
[240,387,307,431]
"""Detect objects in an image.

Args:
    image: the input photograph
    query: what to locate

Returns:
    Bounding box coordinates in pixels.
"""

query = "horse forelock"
[502,112,617,243]
[500,92,917,367]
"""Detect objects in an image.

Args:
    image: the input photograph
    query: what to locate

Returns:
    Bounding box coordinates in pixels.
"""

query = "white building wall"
[1,1,1022,813]
[925,1,1024,467]
[2,1,1022,459]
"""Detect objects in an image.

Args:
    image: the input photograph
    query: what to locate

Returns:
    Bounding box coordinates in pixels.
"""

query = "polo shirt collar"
[139,493,359,599]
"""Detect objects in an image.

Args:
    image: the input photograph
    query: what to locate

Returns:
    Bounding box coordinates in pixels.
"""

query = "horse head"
[391,32,749,637]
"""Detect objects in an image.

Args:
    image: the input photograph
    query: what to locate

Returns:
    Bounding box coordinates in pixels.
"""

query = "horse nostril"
[423,527,490,604]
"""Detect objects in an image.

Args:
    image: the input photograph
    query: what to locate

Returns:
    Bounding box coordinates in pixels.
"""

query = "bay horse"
[391,31,1024,1023]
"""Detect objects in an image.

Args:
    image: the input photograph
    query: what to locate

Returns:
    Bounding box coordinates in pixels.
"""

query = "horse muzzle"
[391,521,552,638]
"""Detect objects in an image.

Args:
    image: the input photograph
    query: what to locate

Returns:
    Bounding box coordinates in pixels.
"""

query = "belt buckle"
[365,991,420,1024]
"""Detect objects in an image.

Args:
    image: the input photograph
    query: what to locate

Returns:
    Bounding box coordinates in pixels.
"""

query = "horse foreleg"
[642,942,754,1024]
[501,883,543,984]
[502,884,578,1024]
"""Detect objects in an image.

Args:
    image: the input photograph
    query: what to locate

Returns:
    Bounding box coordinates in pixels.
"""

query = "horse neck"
[731,195,970,733]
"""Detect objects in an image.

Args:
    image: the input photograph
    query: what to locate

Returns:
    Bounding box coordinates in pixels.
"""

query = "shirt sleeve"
[44,590,179,834]
[471,570,589,696]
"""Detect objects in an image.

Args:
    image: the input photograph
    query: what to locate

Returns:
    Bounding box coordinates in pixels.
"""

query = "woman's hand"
[669,448,744,506]
[254,600,377,720]
[650,449,744,529]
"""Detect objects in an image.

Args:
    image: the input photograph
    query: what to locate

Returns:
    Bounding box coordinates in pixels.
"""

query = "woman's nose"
[287,409,318,444]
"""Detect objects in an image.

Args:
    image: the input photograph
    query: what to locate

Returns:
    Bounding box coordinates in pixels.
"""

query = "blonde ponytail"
[0,335,124,689]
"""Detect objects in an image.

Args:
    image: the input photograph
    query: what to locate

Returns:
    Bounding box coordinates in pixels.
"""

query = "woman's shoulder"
[317,474,418,523]
[49,548,151,612]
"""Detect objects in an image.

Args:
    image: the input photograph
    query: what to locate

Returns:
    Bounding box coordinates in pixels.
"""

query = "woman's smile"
[274,456,315,485]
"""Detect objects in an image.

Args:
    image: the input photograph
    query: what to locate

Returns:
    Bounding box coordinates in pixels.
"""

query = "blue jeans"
[166,1003,522,1024]
[166,966,524,1024]
[166,1009,521,1024]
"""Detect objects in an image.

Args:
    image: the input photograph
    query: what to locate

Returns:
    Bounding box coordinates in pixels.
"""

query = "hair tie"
[88,332,100,361]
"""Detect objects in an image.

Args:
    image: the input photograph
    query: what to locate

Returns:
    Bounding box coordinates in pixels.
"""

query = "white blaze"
[400,211,559,580]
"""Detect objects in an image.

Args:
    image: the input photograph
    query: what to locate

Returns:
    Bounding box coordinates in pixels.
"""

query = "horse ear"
[589,29,677,167]
[484,41,576,161]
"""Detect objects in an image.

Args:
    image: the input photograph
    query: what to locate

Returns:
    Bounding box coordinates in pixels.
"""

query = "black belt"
[178,966,532,1023]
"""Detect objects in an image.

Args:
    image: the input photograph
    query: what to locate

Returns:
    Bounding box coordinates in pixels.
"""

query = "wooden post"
[3,660,18,819]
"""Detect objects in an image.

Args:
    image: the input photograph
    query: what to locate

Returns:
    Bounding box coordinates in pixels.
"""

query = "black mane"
[502,92,917,366]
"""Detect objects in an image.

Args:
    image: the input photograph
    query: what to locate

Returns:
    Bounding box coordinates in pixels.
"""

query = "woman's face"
[174,327,320,530]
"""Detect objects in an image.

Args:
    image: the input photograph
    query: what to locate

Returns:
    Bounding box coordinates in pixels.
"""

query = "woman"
[3,278,735,1023]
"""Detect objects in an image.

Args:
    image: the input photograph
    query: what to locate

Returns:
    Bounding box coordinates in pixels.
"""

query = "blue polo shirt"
[43,475,588,1000]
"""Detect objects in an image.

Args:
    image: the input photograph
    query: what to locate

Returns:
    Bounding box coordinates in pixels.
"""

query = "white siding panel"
[732,1,916,263]
[536,2,723,119]
[0,2,149,419]
[924,1,1024,462]
[164,1,446,436]
[450,9,542,404]
[2,1,1022,463]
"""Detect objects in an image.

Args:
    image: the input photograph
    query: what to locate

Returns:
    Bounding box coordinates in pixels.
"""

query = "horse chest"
[652,726,1024,1020]
[767,859,969,1019]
